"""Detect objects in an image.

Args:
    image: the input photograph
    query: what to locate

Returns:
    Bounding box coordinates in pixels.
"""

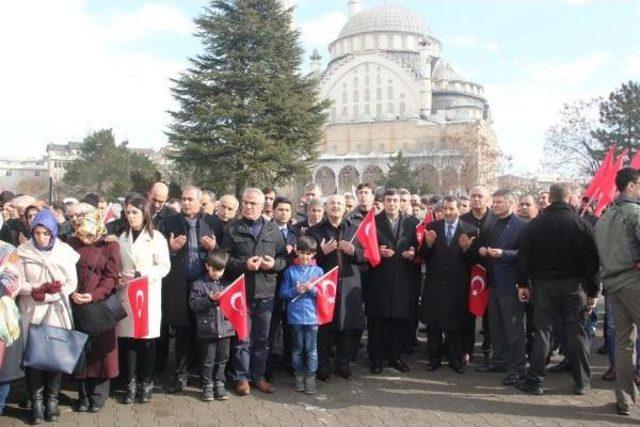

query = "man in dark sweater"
[516,183,599,396]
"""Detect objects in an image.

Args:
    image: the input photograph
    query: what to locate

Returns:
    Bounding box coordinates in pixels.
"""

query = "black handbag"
[23,293,89,375]
[71,246,127,337]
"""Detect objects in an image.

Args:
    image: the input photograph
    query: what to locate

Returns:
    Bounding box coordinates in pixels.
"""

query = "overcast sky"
[0,0,638,175]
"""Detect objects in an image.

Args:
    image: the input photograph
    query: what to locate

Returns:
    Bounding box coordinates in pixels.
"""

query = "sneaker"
[294,373,305,392]
[515,379,544,396]
[201,385,214,402]
[304,375,316,395]
[214,382,229,401]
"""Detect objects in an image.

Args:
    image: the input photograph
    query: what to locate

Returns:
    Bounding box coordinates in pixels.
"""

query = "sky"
[0,0,638,175]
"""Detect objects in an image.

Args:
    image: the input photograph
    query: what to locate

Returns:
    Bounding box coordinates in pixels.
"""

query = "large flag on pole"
[218,275,249,341]
[354,209,381,267]
[314,267,339,326]
[594,149,628,216]
[584,146,616,199]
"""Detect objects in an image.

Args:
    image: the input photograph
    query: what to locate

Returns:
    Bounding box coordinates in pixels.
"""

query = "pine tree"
[594,81,640,157]
[385,151,415,191]
[167,0,330,195]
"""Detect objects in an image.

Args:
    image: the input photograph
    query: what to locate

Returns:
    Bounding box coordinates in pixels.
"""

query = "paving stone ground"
[2,333,638,426]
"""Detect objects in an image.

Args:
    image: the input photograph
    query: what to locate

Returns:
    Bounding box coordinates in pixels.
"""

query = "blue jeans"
[605,296,640,369]
[291,324,318,375]
[234,298,273,382]
[0,381,10,414]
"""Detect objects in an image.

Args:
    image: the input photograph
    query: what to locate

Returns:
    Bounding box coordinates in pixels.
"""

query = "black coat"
[161,213,223,326]
[420,219,478,330]
[189,276,235,340]
[220,217,287,301]
[367,212,420,320]
[308,217,366,330]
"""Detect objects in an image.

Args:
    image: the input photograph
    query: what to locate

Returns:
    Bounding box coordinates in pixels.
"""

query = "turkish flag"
[594,148,627,216]
[218,275,249,341]
[584,146,616,199]
[355,209,381,267]
[315,267,339,326]
[468,264,489,316]
[127,276,149,338]
[103,203,117,224]
[416,211,433,247]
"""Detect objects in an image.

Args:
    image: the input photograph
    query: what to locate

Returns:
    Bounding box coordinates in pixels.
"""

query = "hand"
[246,256,262,271]
[71,293,92,304]
[425,230,437,246]
[169,233,187,252]
[209,291,222,301]
[402,246,416,260]
[379,245,395,258]
[31,287,46,302]
[487,248,503,258]
[338,240,355,255]
[200,235,217,251]
[479,247,489,257]
[458,234,476,252]
[320,238,338,255]
[295,282,308,295]
[518,288,531,302]
[286,244,294,254]
[259,255,275,270]
[586,296,598,313]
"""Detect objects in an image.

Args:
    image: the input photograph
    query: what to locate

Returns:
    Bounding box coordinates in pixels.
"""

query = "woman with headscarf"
[0,240,22,416]
[116,197,170,404]
[17,209,79,424]
[69,209,120,413]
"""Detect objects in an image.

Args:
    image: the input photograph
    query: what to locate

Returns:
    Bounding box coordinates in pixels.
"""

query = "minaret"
[419,38,433,119]
[310,48,322,75]
[348,0,362,18]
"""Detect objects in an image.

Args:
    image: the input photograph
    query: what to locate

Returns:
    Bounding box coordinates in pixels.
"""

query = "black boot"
[123,377,137,404]
[27,370,45,425]
[75,381,89,412]
[44,373,61,422]
[139,380,153,404]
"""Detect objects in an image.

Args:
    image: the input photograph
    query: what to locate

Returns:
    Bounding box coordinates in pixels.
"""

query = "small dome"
[338,4,430,39]
[433,60,462,81]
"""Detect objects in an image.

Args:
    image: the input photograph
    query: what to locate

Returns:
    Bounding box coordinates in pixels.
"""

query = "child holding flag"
[279,236,324,394]
[189,250,235,401]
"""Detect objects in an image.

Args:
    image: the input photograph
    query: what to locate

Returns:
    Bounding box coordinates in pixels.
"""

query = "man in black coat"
[160,186,221,393]
[309,195,366,381]
[292,198,324,237]
[221,188,287,396]
[367,189,420,374]
[420,196,478,373]
[516,183,599,396]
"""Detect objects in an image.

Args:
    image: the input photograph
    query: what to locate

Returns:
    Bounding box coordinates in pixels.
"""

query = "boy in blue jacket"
[279,236,324,394]
[189,250,235,401]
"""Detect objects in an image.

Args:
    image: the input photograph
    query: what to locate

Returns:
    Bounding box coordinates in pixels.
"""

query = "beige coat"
[17,239,79,337]
[116,228,170,338]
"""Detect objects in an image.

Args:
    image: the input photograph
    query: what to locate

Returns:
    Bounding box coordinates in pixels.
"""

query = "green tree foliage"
[63,129,160,200]
[167,0,330,196]
[594,80,640,156]
[385,151,432,194]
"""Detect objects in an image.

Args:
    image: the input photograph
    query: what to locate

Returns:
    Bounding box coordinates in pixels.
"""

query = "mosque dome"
[337,4,430,39]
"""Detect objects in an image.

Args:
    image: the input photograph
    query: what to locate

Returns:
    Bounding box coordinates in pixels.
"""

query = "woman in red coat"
[70,209,120,413]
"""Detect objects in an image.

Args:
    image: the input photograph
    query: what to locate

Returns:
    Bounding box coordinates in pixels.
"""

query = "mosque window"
[376,104,382,116]
[342,91,348,103]
[353,90,359,103]
[364,88,370,102]
[376,75,381,85]
[365,104,370,115]
[365,76,370,86]
[353,105,359,118]
[388,103,394,115]
[400,102,406,116]
[376,88,382,101]
[388,85,394,100]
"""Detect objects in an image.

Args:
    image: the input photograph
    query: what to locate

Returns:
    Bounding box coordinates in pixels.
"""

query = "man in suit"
[367,189,420,374]
[161,186,222,393]
[476,190,527,385]
[420,196,478,373]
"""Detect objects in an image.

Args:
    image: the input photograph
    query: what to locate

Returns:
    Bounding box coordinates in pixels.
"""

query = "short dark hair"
[356,183,374,192]
[442,196,459,207]
[51,201,66,213]
[206,249,229,271]
[616,167,640,192]
[492,189,516,202]
[384,188,399,198]
[272,196,292,210]
[297,235,317,253]
[459,195,469,201]
[82,193,99,208]
[262,187,276,196]
[549,183,572,203]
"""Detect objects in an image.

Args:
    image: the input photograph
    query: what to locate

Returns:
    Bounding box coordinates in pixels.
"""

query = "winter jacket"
[189,276,235,340]
[279,264,323,326]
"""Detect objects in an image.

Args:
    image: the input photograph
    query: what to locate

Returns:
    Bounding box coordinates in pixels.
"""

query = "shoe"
[450,364,464,374]
[515,380,544,396]
[166,377,187,394]
[253,379,274,394]
[88,402,103,413]
[44,397,59,423]
[502,373,522,386]
[123,377,136,404]
[616,404,630,416]
[294,373,305,392]
[304,375,316,395]
[336,367,353,380]
[462,354,470,365]
[573,385,590,395]
[235,381,250,396]
[75,397,89,413]
[139,380,153,404]
[549,359,571,372]
[602,367,616,381]
[476,364,507,373]
[426,361,441,372]
[201,384,214,402]
[369,362,382,374]
[30,397,44,425]
[597,345,608,355]
[389,359,410,373]
[214,382,229,401]
[317,371,331,382]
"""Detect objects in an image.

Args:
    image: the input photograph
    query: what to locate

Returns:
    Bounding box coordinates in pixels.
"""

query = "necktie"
[281,227,288,240]
[446,223,454,245]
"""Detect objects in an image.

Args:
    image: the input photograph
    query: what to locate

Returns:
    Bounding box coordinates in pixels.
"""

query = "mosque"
[307,0,501,195]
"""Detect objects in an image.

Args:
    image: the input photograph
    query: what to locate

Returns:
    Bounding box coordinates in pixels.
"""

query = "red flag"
[584,146,616,199]
[314,267,339,326]
[354,209,381,267]
[415,211,433,247]
[468,264,489,316]
[218,275,249,341]
[594,149,627,216]
[630,150,640,169]
[127,276,149,338]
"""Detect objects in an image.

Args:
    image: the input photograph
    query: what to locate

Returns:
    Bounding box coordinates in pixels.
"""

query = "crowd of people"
[0,171,639,423]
